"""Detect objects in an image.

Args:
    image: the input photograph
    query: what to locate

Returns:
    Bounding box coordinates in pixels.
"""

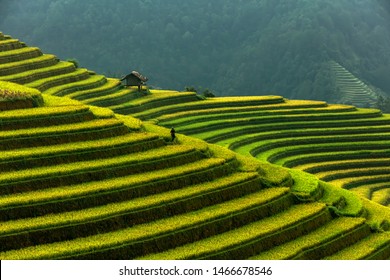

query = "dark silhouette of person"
[170,128,176,142]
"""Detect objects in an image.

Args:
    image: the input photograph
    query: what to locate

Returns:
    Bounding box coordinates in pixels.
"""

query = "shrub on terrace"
[184,86,215,97]
[66,58,79,69]
[202,89,215,98]
[184,86,197,93]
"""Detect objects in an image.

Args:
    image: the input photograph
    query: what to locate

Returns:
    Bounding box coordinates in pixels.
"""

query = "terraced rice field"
[0,32,389,259]
[330,60,380,108]
[148,98,390,208]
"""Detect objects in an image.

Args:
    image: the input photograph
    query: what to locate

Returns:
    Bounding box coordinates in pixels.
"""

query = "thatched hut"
[120,71,148,91]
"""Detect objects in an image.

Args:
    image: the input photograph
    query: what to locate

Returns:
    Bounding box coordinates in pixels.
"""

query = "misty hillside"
[1,0,390,102]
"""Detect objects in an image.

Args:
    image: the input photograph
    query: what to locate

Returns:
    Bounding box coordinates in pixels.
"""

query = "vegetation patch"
[0,81,43,109]
[319,182,364,218]
[361,198,390,232]
[289,169,322,201]
[115,114,143,131]
[43,94,85,107]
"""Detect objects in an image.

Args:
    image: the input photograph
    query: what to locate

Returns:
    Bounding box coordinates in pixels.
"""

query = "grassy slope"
[0,31,390,259]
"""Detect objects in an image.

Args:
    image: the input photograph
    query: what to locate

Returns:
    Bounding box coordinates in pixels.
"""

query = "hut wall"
[125,75,141,86]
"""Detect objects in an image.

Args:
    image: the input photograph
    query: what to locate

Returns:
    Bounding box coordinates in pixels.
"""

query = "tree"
[376,95,390,113]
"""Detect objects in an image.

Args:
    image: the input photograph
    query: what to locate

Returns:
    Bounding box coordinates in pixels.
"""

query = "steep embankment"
[0,31,389,259]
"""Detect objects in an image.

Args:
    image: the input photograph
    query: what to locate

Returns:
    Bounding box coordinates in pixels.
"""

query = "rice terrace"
[0,31,389,260]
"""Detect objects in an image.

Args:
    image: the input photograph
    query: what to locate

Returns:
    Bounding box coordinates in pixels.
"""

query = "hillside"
[329,61,382,107]
[0,32,389,260]
[1,0,390,103]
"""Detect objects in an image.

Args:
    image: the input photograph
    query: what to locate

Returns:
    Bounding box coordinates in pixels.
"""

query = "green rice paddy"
[0,32,389,260]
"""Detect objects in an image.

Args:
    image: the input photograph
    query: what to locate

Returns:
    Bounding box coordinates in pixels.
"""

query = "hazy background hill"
[1,0,390,102]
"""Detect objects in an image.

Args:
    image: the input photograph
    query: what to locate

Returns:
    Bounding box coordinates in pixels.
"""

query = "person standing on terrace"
[170,128,176,142]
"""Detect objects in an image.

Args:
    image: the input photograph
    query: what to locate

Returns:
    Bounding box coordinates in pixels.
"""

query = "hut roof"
[131,71,148,82]
[121,71,148,82]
